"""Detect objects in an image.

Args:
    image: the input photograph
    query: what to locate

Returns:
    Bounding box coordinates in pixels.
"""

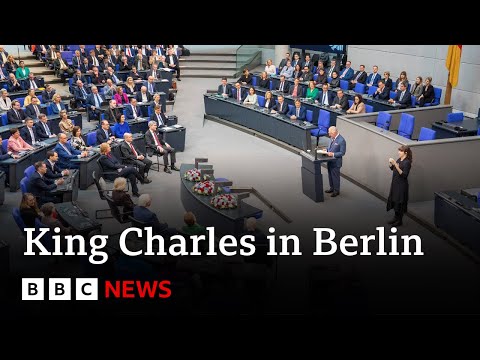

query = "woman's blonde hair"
[113,177,127,191]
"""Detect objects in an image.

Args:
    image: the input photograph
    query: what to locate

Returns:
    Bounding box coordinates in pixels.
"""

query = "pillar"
[275,45,290,67]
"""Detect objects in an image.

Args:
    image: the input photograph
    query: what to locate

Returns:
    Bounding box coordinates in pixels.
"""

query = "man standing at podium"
[325,126,346,197]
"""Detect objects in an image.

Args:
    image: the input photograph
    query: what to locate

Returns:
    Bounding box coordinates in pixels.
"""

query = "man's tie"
[95,94,101,107]
[341,68,348,77]
[322,92,327,105]
[30,80,37,89]
[132,105,137,119]
[292,86,297,97]
[296,108,299,117]
[237,89,241,101]
[279,82,283,91]
[34,105,40,117]
[157,48,161,55]
[223,85,226,94]
[328,139,334,152]
[44,122,51,136]
[82,88,87,98]
[157,113,163,125]
[399,91,404,102]
[112,74,119,83]
[29,128,36,143]
[153,131,161,146]
[328,67,333,77]
[355,72,361,81]
[127,48,131,57]
[149,83,153,93]
[104,130,109,139]
[129,142,138,156]
[14,109,19,118]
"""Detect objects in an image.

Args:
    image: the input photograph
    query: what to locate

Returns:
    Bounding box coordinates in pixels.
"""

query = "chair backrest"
[251,77,257,87]
[257,95,265,107]
[478,127,480,135]
[1,113,7,126]
[446,112,464,123]
[24,165,35,179]
[365,104,374,113]
[269,81,274,90]
[110,124,116,135]
[376,112,392,130]
[317,109,331,130]
[313,74,319,82]
[287,104,294,114]
[348,99,353,108]
[306,109,313,123]
[87,131,97,146]
[339,80,349,90]
[105,194,126,224]
[433,87,442,104]
[12,208,26,233]
[398,113,415,139]
[17,97,25,107]
[389,90,396,100]
[354,83,365,94]
[2,139,7,152]
[418,127,436,141]
[61,51,73,63]
[147,106,153,117]
[93,171,109,200]
[367,86,378,96]
[128,215,149,229]
[327,77,332,84]
[20,177,29,194]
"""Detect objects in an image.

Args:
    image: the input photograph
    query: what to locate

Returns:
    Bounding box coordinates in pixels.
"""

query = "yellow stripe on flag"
[446,45,462,88]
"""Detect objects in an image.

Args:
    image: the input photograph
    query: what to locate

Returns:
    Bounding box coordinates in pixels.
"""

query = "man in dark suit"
[291,53,302,69]
[126,98,143,120]
[72,70,87,87]
[372,80,390,100]
[145,121,178,174]
[25,73,42,90]
[230,82,246,101]
[27,161,64,205]
[288,78,303,98]
[338,61,354,81]
[103,100,123,123]
[145,76,157,96]
[348,64,367,90]
[96,120,115,145]
[7,100,27,124]
[217,77,232,97]
[7,73,23,92]
[35,114,55,140]
[54,133,89,170]
[86,86,105,121]
[73,79,90,108]
[287,99,306,121]
[149,105,168,127]
[41,84,56,103]
[53,51,74,84]
[134,53,149,71]
[325,126,346,197]
[365,65,380,89]
[299,66,313,82]
[146,64,162,80]
[25,97,43,119]
[98,143,150,197]
[133,194,171,234]
[302,54,313,71]
[44,150,69,179]
[20,118,38,145]
[0,134,12,184]
[278,52,291,69]
[120,132,152,179]
[389,82,411,109]
[80,58,93,73]
[317,84,333,106]
[276,75,290,93]
[72,50,85,69]
[165,48,180,80]
[271,95,288,115]
[135,86,153,103]
[331,90,349,111]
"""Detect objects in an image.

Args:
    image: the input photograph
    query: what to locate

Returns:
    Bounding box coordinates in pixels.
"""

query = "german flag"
[445,45,462,88]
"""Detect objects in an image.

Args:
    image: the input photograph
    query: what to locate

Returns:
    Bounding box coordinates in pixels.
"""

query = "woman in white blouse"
[243,87,258,106]
[0,89,12,111]
[265,59,276,75]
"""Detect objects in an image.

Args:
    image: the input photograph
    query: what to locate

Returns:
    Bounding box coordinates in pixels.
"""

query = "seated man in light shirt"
[264,59,276,75]
[8,127,34,154]
[135,85,153,103]
[279,60,294,79]
[103,79,117,97]
[125,98,142,120]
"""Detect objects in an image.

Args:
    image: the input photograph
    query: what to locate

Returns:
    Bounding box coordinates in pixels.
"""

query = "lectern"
[300,150,335,202]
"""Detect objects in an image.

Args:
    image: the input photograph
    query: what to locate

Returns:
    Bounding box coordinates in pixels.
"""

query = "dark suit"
[80,63,92,73]
[25,78,42,90]
[98,153,143,194]
[133,206,168,234]
[72,56,85,69]
[272,101,288,114]
[288,85,304,98]
[230,88,246,101]
[326,134,346,193]
[129,70,143,81]
[372,87,390,100]
[104,107,122,123]
[332,95,349,111]
[99,62,115,73]
[25,104,43,119]
[49,101,65,115]
[44,160,63,179]
[366,72,380,87]
[348,71,367,89]
[419,85,435,106]
[112,190,135,220]
[41,90,56,103]
[119,141,152,176]
[35,121,53,140]
[7,108,26,124]
[86,92,105,120]
[263,98,275,110]
[394,90,412,109]
[134,57,149,71]
[278,58,290,69]
[96,128,114,145]
[302,60,313,71]
[54,142,81,170]
[119,62,132,71]
[125,104,142,119]
[7,80,23,92]
[276,81,290,93]
[146,69,162,79]
[90,73,105,85]
[135,91,153,103]
[301,72,313,82]
[73,86,90,107]
[217,83,232,96]
[150,112,168,127]
[165,54,180,79]
[27,172,59,205]
[145,129,176,166]
[326,64,340,78]
[287,105,306,120]
[317,91,333,106]
[20,126,38,145]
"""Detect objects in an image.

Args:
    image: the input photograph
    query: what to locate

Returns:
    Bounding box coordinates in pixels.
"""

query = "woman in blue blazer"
[263,91,275,110]
[49,94,66,114]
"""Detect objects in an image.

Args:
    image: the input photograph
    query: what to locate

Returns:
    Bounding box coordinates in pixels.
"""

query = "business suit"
[145,129,176,167]
[326,64,340,78]
[72,56,85,69]
[112,190,135,221]
[146,69,162,80]
[291,59,302,68]
[150,112,168,127]
[44,160,63,179]
[332,95,349,111]
[317,91,333,106]
[7,108,26,124]
[54,142,82,170]
[135,91,153,103]
[338,67,354,81]
[73,86,90,107]
[86,92,105,120]
[288,84,304,98]
[217,83,232,96]
[276,81,290,93]
[119,140,152,176]
[393,89,412,109]
[134,56,149,71]
[418,85,435,106]
[272,101,288,114]
[20,126,38,145]
[348,71,367,89]
[41,90,56,103]
[133,206,168,234]
[129,70,143,81]
[7,79,23,92]
[366,72,380,87]
[278,58,290,69]
[98,153,144,195]
[25,78,42,90]
[35,121,53,141]
[372,87,390,100]
[119,62,132,72]
[287,105,306,120]
[99,62,115,73]
[263,98,275,110]
[125,104,142,120]
[103,85,117,98]
[145,81,157,95]
[231,88,247,101]
[25,103,43,119]
[49,101,66,115]
[27,171,59,205]
[326,134,346,194]
[80,63,92,73]
[104,107,122,123]
[96,128,114,145]
[165,54,180,79]
[302,60,313,71]
[90,72,105,85]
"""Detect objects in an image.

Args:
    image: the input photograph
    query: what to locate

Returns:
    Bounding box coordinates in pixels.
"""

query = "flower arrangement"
[192,181,219,196]
[210,194,238,209]
[184,168,211,182]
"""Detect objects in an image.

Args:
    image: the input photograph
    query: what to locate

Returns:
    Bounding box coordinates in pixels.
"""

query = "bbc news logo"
[22,278,172,300]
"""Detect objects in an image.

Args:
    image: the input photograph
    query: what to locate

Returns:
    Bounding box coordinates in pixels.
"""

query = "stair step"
[179,55,236,62]
[180,68,236,78]
[190,53,236,57]
[180,64,237,71]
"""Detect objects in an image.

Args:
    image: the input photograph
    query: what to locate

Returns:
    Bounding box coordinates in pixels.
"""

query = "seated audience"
[27,161,64,205]
[263,91,275,110]
[292,64,302,79]
[49,94,66,115]
[243,87,258,106]
[41,84,56,103]
[7,100,27,124]
[133,194,175,235]
[388,81,412,109]
[348,64,367,90]
[417,76,435,107]
[264,59,276,75]
[287,99,306,121]
[150,105,168,127]
[410,76,424,104]
[315,68,328,85]
[103,79,117,97]
[54,133,89,170]
[182,212,207,236]
[15,60,30,80]
[271,95,288,114]
[217,77,232,97]
[145,121,178,173]
[276,75,289,93]
[86,86,105,121]
[395,71,408,91]
[329,71,340,88]
[279,60,294,79]
[0,89,12,111]
[346,94,366,114]
[113,115,131,138]
[126,98,143,119]
[305,80,319,101]
[288,78,304,98]
[338,61,354,80]
[238,68,252,85]
[35,113,55,140]
[23,89,38,107]
[124,77,136,95]
[331,89,349,111]
[112,177,135,221]
[104,99,122,123]
[70,126,91,151]
[135,86,153,103]
[258,72,270,89]
[96,120,115,145]
[7,73,23,92]
[299,65,313,82]
[40,202,72,235]
[114,86,129,105]
[20,118,39,145]
[231,82,246,101]
[120,132,153,179]
[365,65,381,89]
[73,80,90,108]
[59,110,74,135]
[44,150,69,179]
[372,80,390,100]
[19,193,42,228]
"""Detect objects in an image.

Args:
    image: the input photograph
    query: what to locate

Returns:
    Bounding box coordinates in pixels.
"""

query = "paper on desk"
[317,149,329,155]
[173,124,182,128]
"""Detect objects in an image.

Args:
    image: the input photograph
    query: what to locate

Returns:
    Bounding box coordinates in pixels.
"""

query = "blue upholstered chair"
[87,132,97,147]
[367,86,378,96]
[257,95,265,107]
[340,80,349,90]
[24,165,35,179]
[306,110,313,123]
[310,109,331,146]
[397,113,415,139]
[12,208,27,234]
[354,83,365,94]
[376,112,392,130]
[424,87,442,107]
[446,112,464,122]
[417,127,436,141]
[365,104,374,113]
[20,177,29,194]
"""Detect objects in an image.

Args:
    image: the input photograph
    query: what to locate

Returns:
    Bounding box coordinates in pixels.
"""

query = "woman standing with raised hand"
[387,145,412,227]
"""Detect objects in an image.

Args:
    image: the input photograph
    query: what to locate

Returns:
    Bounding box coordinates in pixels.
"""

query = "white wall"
[348,45,480,116]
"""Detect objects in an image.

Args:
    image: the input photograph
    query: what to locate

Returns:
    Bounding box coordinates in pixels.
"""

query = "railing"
[235,45,275,77]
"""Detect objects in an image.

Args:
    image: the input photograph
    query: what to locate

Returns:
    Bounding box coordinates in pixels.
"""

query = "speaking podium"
[300,150,336,202]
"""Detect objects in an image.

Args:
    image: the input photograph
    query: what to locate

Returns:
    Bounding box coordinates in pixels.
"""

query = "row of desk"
[431,118,480,138]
